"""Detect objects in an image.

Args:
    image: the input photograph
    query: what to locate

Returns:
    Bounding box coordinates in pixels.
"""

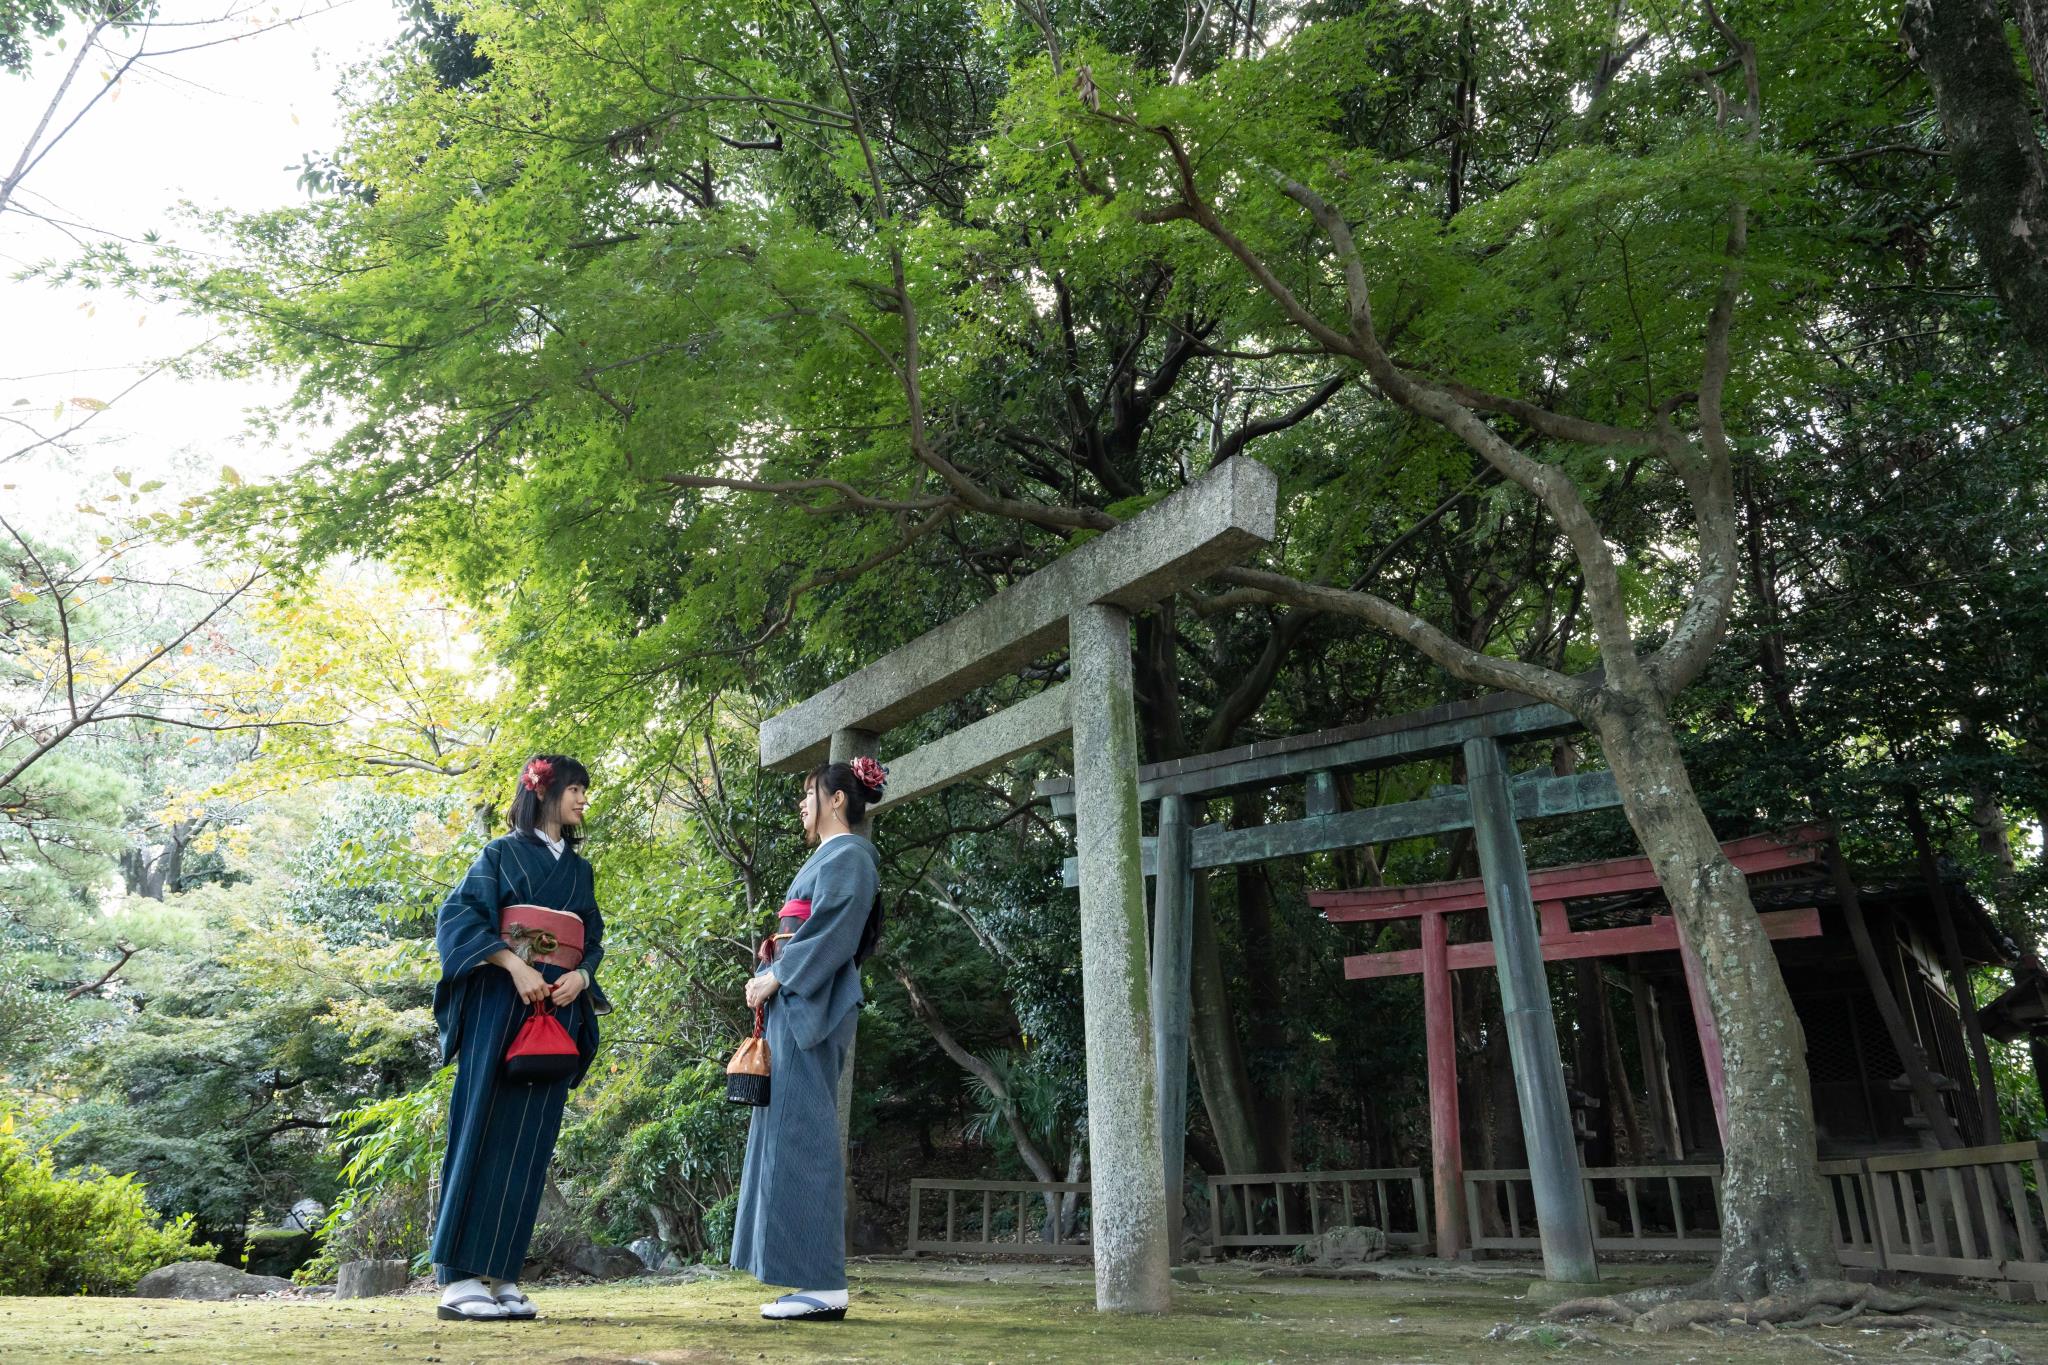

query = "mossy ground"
[2,1259,2044,1363]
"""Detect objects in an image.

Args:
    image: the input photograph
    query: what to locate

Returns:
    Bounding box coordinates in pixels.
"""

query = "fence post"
[908,1183,923,1257]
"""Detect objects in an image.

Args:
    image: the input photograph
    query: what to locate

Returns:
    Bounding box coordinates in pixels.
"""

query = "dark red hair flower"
[848,756,888,792]
[520,758,556,794]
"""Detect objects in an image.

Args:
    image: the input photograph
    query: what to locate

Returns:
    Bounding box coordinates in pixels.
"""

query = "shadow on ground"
[2,1258,2044,1363]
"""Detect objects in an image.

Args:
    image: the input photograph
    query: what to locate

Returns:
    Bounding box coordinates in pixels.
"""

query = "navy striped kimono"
[731,834,878,1291]
[430,831,610,1285]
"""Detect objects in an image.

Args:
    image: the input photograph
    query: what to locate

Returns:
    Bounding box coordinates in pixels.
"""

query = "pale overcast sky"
[1,1,402,541]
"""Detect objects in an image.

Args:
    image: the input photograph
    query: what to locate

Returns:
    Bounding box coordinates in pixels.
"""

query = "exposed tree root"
[1543,1278,2033,1333]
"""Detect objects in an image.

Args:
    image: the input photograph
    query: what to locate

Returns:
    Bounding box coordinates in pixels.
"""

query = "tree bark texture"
[1589,691,1841,1295]
[1905,0,2048,366]
[1188,873,1264,1175]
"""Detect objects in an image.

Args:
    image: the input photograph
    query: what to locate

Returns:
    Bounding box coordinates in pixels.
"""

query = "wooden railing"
[903,1142,2048,1301]
[1464,1164,1723,1254]
[1465,1145,2048,1301]
[1208,1169,1430,1253]
[906,1179,1092,1258]
[1821,1157,1887,1270]
[1864,1141,2048,1298]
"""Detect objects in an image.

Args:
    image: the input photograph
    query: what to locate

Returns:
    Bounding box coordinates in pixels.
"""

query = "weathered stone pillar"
[1151,793,1196,1264]
[1462,737,1599,1283]
[830,727,878,1241]
[1069,603,1170,1312]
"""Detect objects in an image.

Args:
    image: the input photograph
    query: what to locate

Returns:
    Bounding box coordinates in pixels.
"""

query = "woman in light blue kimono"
[732,756,886,1322]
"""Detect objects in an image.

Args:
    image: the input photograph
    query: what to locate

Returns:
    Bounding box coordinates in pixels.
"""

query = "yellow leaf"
[95,575,114,585]
[70,396,108,411]
[220,466,243,486]
[8,586,36,604]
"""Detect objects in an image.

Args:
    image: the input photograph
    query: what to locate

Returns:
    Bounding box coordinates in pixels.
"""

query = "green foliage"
[0,1135,215,1296]
[38,795,440,1237]
[299,1066,453,1282]
[557,1058,746,1261]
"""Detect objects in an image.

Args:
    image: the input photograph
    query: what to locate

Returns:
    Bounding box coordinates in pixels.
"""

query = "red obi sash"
[500,904,586,970]
[779,898,812,922]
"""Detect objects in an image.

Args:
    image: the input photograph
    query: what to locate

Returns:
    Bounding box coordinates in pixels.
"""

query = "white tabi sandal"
[437,1276,511,1321]
[493,1281,539,1321]
[761,1290,847,1321]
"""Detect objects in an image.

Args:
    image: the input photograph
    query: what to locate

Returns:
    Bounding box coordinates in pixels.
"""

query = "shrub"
[296,1069,451,1285]
[0,1136,217,1295]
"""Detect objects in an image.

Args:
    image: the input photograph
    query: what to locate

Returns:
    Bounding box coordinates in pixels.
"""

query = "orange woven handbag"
[725,1006,771,1106]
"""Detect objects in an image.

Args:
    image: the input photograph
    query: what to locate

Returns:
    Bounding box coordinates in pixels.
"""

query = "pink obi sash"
[779,898,812,922]
[500,904,586,970]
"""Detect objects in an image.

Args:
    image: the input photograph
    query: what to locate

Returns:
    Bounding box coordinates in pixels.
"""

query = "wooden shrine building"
[1322,829,2017,1255]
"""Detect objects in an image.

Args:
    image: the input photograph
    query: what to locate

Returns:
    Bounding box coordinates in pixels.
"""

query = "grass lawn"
[1,1259,2044,1363]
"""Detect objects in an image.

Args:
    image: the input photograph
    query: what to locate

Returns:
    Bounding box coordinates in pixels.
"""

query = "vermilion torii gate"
[1318,829,1826,1259]
[758,458,1278,1314]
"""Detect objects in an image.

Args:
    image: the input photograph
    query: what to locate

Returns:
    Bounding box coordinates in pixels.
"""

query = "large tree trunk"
[1188,874,1264,1174]
[1137,604,1274,1179]
[1905,0,2048,365]
[1231,801,1294,1173]
[1589,689,1841,1296]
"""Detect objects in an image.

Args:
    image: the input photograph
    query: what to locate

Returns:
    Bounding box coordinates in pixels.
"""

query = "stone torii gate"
[757,457,1279,1313]
[1036,692,1613,1283]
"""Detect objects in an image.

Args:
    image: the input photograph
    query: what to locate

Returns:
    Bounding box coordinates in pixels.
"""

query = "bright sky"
[0,1,402,541]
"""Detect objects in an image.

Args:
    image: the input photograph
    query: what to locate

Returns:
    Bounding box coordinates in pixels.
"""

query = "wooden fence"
[1208,1169,1431,1253]
[1465,1144,2048,1300]
[906,1179,1092,1259]
[905,1142,2048,1299]
[1464,1163,1723,1255]
[1864,1141,2048,1298]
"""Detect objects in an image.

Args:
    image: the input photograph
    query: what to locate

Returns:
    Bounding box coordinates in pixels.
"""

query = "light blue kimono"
[730,834,879,1290]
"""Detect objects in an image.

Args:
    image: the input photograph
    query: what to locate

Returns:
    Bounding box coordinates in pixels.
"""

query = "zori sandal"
[493,1284,538,1321]
[436,1293,510,1321]
[761,1292,847,1321]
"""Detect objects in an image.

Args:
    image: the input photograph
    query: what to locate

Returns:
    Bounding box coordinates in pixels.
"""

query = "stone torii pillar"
[1463,737,1599,1283]
[1069,604,1169,1308]
[757,458,1278,1314]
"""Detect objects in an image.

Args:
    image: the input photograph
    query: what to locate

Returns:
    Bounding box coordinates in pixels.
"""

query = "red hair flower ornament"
[848,756,888,793]
[520,758,556,794]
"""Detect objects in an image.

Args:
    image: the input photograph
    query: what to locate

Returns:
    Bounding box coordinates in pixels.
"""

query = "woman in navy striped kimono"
[430,754,610,1322]
[732,757,886,1322]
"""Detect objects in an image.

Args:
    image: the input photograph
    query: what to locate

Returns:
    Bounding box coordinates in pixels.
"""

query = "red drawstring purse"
[504,1000,580,1083]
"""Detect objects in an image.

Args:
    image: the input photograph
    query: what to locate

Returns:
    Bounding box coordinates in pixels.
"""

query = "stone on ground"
[568,1243,647,1279]
[133,1261,294,1299]
[1308,1225,1387,1267]
[334,1258,410,1299]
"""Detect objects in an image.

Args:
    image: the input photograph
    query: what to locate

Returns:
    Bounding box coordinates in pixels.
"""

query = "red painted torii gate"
[1313,828,1827,1259]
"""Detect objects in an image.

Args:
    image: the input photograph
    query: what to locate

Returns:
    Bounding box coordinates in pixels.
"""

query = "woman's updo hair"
[806,757,887,827]
[509,753,591,848]
[805,758,887,964]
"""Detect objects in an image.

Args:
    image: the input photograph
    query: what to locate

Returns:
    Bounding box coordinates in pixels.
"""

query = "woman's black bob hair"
[509,753,591,849]
[804,760,884,963]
